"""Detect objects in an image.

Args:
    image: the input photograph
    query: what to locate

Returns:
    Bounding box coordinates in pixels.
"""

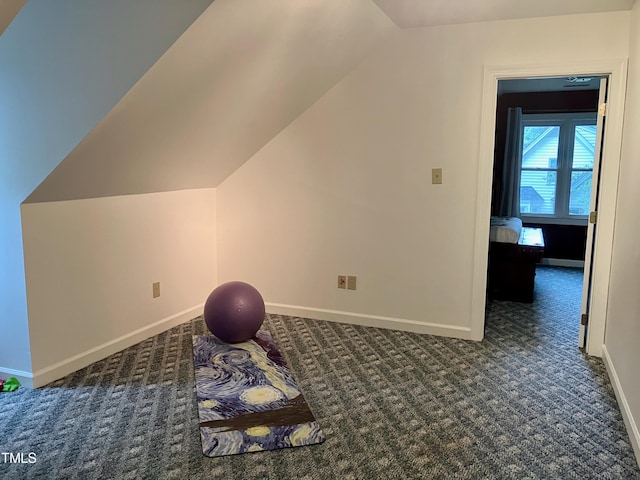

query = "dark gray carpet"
[1,266,639,479]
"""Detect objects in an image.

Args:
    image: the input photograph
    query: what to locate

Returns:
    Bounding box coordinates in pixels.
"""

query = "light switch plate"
[432,168,443,184]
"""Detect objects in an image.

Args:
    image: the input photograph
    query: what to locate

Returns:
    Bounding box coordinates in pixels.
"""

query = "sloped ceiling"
[0,0,26,36]
[25,0,636,202]
[372,0,635,28]
[26,0,396,202]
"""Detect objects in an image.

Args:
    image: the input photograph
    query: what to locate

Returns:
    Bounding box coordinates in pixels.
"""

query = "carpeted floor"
[1,266,639,479]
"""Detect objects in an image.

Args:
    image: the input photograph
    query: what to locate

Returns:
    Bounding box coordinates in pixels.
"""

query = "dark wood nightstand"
[487,227,545,303]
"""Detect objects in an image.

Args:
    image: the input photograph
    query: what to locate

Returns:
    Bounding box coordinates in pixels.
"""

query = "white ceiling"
[26,0,396,202]
[19,0,636,202]
[0,0,26,36]
[372,0,635,28]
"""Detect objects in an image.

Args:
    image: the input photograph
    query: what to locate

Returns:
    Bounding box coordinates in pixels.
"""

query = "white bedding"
[490,216,522,244]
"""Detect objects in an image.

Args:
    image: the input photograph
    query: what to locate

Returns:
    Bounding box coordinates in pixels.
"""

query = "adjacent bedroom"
[487,75,603,345]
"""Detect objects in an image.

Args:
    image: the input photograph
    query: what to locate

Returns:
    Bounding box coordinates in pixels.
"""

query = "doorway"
[490,76,603,347]
[471,60,628,356]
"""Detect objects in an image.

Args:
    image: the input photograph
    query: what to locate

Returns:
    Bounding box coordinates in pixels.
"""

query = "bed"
[487,216,545,303]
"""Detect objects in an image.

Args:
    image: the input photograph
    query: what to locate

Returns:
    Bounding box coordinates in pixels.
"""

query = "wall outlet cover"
[432,168,443,184]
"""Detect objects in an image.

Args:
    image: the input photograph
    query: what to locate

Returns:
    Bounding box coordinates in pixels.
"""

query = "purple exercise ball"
[204,281,265,343]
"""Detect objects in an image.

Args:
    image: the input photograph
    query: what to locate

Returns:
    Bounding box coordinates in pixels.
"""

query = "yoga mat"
[193,330,325,457]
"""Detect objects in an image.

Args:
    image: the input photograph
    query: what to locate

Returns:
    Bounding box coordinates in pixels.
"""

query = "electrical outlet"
[347,275,357,290]
[432,168,443,184]
[152,282,160,298]
[338,275,346,289]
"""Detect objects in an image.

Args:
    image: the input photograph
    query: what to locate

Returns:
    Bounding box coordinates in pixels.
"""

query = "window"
[519,113,597,222]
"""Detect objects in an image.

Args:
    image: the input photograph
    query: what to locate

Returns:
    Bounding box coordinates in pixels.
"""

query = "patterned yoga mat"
[192,330,325,457]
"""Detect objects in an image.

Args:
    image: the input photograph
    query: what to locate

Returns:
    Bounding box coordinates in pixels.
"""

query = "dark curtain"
[499,107,523,217]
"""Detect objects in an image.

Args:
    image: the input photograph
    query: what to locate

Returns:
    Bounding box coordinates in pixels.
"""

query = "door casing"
[471,59,628,356]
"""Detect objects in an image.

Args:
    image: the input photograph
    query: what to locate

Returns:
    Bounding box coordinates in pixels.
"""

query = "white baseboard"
[541,258,585,268]
[31,304,204,388]
[602,345,640,467]
[0,367,34,389]
[265,303,472,340]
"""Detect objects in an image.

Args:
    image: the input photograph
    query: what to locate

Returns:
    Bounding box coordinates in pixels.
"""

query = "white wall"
[604,1,640,462]
[21,189,216,387]
[217,12,630,338]
[0,0,212,380]
[26,0,396,203]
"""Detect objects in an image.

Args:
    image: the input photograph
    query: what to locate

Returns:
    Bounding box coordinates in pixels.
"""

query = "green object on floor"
[2,377,20,392]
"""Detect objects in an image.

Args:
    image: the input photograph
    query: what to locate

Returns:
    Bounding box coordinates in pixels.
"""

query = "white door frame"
[470,59,628,356]
[579,77,609,349]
